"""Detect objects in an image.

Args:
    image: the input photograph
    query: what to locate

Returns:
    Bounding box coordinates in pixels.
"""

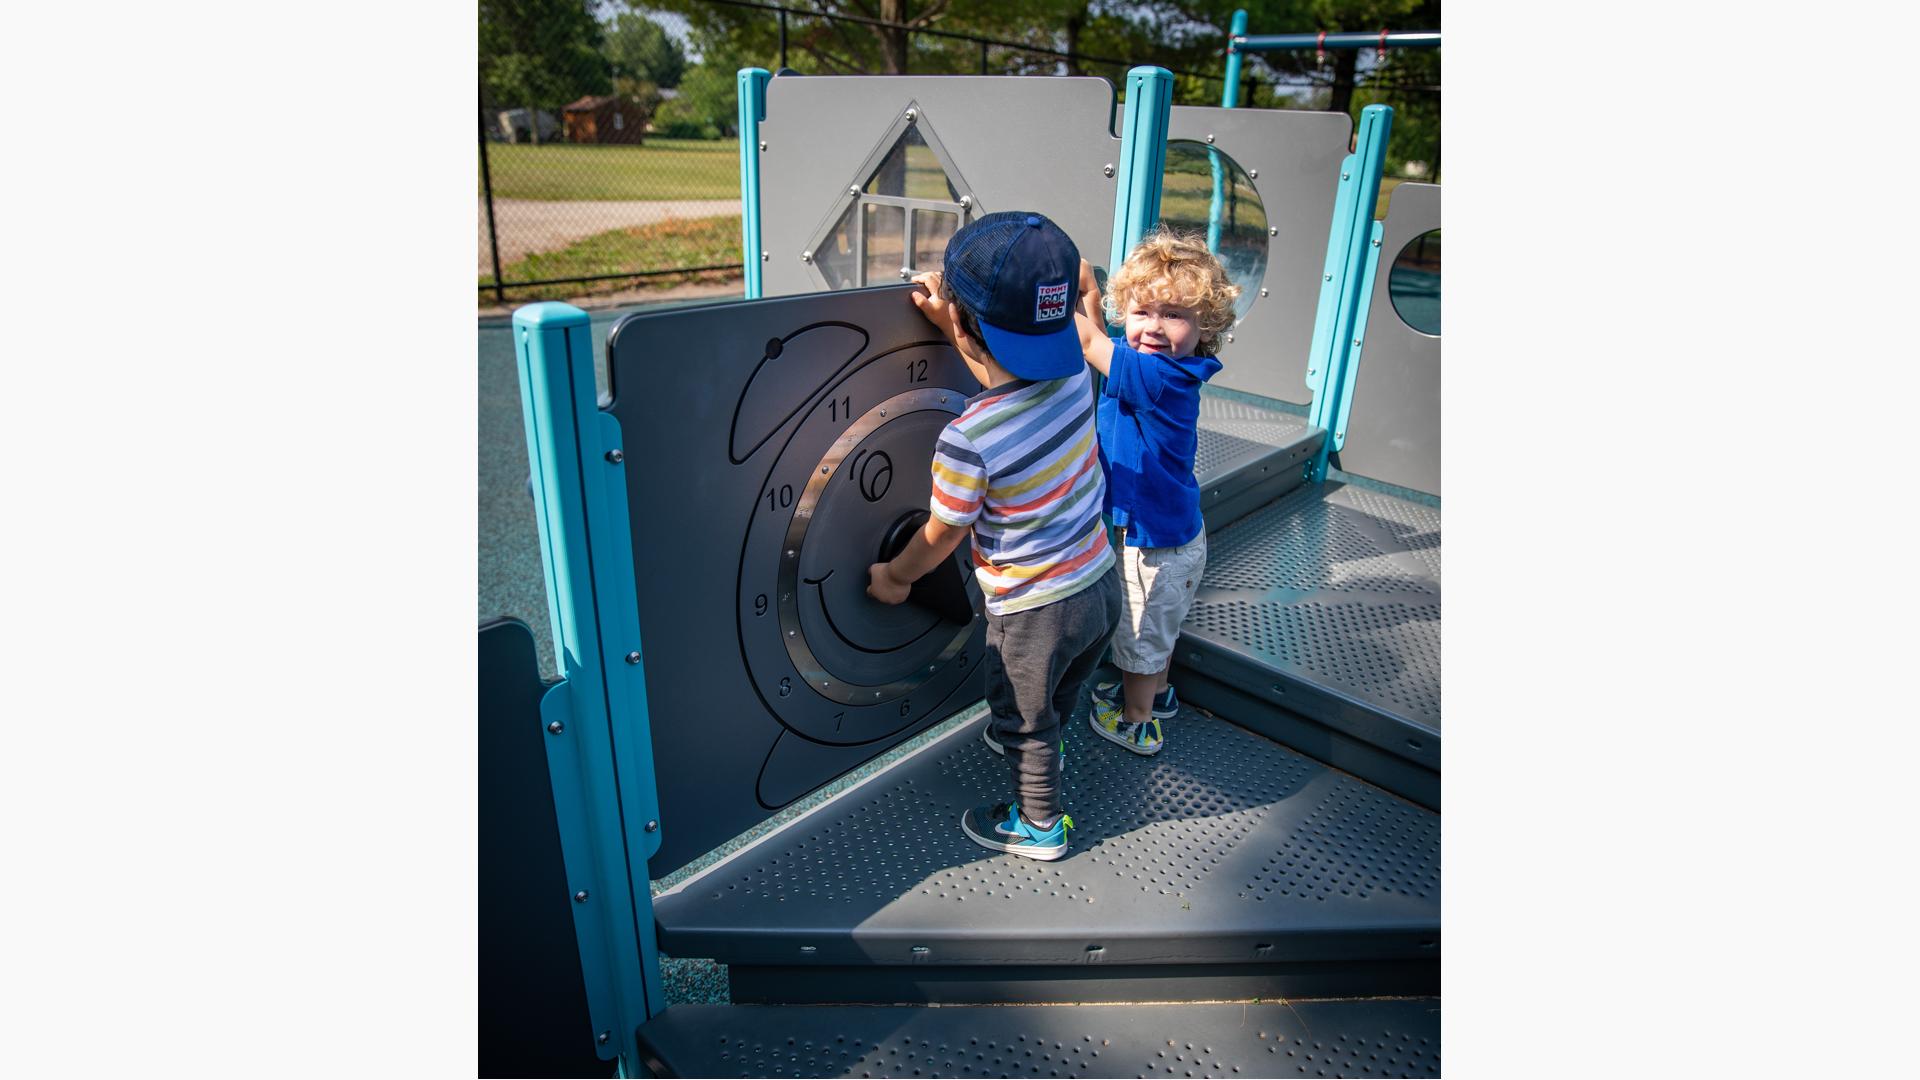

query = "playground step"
[652,693,1438,1004]
[635,999,1442,1079]
[1194,394,1322,533]
[1174,482,1441,809]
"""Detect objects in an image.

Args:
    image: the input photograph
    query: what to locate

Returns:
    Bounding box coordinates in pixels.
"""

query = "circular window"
[1158,141,1267,322]
[1388,229,1440,335]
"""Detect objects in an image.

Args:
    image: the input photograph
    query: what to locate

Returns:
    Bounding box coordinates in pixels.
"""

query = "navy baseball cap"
[942,211,1084,381]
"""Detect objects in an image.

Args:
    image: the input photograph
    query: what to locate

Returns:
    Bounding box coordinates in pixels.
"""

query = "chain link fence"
[477,1,1437,310]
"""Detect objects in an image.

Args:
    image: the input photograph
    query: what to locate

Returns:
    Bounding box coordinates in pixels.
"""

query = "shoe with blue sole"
[960,802,1071,860]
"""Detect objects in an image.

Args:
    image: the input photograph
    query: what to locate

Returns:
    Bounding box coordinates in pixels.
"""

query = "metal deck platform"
[636,999,1442,1078]
[1176,482,1441,808]
[1193,395,1322,531]
[652,691,1439,1004]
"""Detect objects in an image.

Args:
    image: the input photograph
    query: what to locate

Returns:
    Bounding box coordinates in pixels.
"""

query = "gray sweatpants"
[982,566,1122,823]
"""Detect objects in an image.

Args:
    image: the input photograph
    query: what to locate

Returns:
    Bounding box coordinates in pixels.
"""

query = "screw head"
[761,251,769,261]
[645,820,659,833]
[1270,227,1278,236]
[959,194,973,208]
[1225,333,1234,343]
[1259,288,1269,297]
[574,890,588,903]
[625,650,641,665]
[849,185,860,196]
[1371,238,1381,247]
[1324,273,1332,280]
[899,267,911,280]
[1248,169,1258,179]
[905,108,917,121]
[1205,133,1215,143]
[547,720,564,735]
[604,449,623,464]
[1102,164,1114,177]
[1342,171,1350,180]
[801,251,812,262]
[598,1032,611,1045]
[758,140,767,151]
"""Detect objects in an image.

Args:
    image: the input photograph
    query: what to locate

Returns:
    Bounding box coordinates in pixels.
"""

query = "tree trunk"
[1328,49,1358,117]
[1065,8,1086,77]
[878,0,910,74]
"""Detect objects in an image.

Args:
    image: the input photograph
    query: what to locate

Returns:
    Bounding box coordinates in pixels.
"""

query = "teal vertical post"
[515,302,667,1066]
[1332,218,1386,452]
[737,68,771,298]
[1302,104,1392,481]
[1108,66,1173,276]
[1220,9,1248,107]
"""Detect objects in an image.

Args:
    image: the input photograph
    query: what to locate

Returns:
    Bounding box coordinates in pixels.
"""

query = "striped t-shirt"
[929,368,1114,616]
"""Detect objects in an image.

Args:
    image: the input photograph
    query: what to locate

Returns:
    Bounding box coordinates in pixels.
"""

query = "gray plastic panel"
[637,1000,1441,1079]
[1343,183,1441,495]
[758,76,1120,296]
[1177,483,1441,771]
[653,693,1439,968]
[605,284,992,876]
[1166,107,1352,405]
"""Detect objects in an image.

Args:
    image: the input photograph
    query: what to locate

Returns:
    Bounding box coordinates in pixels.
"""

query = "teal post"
[1108,66,1173,276]
[1220,9,1248,107]
[1331,219,1386,452]
[1302,104,1392,481]
[515,302,667,1066]
[737,68,771,298]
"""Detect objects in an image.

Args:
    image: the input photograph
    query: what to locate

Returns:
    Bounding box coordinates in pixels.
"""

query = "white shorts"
[1109,529,1208,675]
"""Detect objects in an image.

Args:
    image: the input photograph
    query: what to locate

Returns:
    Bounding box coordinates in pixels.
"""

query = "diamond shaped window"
[807,104,975,291]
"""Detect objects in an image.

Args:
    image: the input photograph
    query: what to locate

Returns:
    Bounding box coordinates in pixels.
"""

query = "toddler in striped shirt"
[867,212,1120,862]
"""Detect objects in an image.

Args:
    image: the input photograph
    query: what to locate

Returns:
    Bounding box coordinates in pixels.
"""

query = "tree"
[603,11,686,88]
[480,0,612,142]
[652,63,738,139]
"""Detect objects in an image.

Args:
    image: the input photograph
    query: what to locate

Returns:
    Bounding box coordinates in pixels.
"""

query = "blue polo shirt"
[1096,338,1224,549]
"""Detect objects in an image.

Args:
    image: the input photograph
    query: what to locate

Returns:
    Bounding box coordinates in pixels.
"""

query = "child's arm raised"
[1074,258,1115,376]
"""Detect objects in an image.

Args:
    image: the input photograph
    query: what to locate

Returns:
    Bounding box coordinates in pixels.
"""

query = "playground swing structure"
[482,13,1441,1075]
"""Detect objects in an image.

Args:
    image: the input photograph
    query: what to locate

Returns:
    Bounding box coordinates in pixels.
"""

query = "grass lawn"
[483,139,739,201]
[481,215,744,303]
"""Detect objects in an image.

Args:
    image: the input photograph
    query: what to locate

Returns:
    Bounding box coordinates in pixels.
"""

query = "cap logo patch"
[1035,280,1070,321]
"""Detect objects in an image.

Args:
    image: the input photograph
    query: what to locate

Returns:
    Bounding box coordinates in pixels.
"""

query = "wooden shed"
[563,95,646,145]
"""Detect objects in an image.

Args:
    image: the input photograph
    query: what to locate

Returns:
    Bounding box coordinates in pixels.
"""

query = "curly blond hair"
[1102,228,1242,356]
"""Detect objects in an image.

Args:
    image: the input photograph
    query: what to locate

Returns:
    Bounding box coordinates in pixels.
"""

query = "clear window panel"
[813,200,861,290]
[863,202,906,285]
[1388,229,1440,335]
[912,209,958,270]
[865,125,961,201]
[1158,141,1269,323]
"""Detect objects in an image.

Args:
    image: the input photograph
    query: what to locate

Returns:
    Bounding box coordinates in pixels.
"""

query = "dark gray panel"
[728,959,1437,1005]
[1344,182,1442,495]
[605,284,989,876]
[478,619,601,1079]
[1167,107,1352,405]
[637,1000,1441,1079]
[1177,483,1441,770]
[652,693,1439,967]
[758,76,1121,296]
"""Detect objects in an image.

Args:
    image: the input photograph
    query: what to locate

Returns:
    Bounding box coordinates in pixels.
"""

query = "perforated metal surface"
[654,690,1439,967]
[637,999,1441,1079]
[1181,483,1441,740]
[1193,396,1316,485]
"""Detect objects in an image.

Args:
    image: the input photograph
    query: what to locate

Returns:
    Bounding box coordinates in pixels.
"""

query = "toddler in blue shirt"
[1072,230,1241,754]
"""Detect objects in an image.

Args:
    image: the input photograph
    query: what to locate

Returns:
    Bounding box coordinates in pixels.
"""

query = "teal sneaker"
[1090,679,1179,719]
[981,723,1066,774]
[1089,695,1164,755]
[960,803,1071,861]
